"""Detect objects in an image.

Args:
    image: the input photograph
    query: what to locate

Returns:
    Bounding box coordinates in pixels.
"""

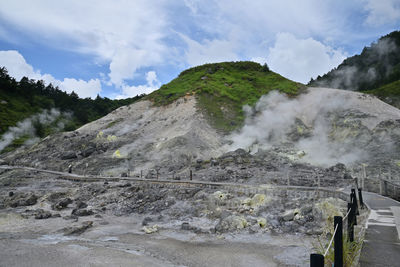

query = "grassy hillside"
[309,31,400,106]
[148,61,303,132]
[0,67,144,152]
[364,80,400,108]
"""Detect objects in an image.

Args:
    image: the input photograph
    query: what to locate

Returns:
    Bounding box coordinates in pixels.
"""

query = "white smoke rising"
[0,108,66,152]
[314,38,398,90]
[228,89,368,166]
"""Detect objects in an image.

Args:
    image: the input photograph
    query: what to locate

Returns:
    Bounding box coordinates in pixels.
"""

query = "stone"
[63,221,93,235]
[61,151,77,160]
[281,209,298,221]
[82,147,95,157]
[181,222,191,230]
[142,217,153,226]
[72,209,94,216]
[10,194,38,207]
[215,215,248,232]
[75,201,87,209]
[34,209,52,219]
[142,225,158,234]
[52,198,73,210]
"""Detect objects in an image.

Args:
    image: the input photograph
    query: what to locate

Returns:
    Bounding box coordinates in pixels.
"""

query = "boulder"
[34,209,52,219]
[281,209,300,222]
[82,147,95,157]
[75,201,87,209]
[52,198,73,210]
[142,217,153,226]
[215,215,248,232]
[142,225,159,234]
[62,221,93,235]
[10,194,38,207]
[72,209,94,216]
[61,151,77,160]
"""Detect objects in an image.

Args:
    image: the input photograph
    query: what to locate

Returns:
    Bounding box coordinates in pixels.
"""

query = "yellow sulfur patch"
[257,218,267,228]
[112,150,122,158]
[107,135,117,142]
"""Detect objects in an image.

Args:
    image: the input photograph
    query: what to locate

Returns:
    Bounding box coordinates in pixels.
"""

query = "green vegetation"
[364,80,400,108]
[0,67,144,135]
[314,233,363,267]
[147,61,303,132]
[309,31,400,107]
[0,66,144,152]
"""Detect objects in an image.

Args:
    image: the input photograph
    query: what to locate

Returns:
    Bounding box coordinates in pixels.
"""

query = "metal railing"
[310,188,363,267]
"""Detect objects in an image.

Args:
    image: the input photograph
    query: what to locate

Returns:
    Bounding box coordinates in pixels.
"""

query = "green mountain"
[0,61,303,152]
[309,31,400,107]
[147,61,303,132]
[0,67,144,152]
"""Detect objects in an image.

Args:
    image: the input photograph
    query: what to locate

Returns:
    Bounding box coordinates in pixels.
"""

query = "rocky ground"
[1,87,398,265]
[0,168,350,266]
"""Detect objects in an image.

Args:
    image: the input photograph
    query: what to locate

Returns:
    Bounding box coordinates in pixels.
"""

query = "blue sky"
[0,0,399,99]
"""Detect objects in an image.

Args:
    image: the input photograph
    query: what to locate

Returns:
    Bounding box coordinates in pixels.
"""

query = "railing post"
[384,180,388,196]
[347,202,354,242]
[334,216,343,267]
[310,253,324,267]
[351,189,359,215]
[358,188,364,209]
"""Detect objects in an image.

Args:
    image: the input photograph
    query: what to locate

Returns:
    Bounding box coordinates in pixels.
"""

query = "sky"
[0,0,399,99]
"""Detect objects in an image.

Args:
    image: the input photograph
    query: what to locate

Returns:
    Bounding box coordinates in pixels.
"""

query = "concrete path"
[359,191,400,266]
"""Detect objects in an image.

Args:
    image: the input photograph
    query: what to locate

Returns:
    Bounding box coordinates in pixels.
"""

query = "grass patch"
[105,118,123,129]
[364,79,400,108]
[147,61,304,132]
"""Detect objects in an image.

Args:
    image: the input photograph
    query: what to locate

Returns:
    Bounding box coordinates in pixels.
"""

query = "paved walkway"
[359,191,400,266]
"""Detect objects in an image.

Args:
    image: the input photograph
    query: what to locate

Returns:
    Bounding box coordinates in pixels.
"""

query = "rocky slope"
[2,87,400,183]
[1,83,396,266]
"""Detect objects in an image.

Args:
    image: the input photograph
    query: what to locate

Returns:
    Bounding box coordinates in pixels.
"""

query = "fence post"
[347,202,354,242]
[334,216,343,267]
[362,164,366,189]
[358,188,364,209]
[351,189,359,215]
[140,170,143,178]
[287,171,290,186]
[310,253,324,267]
[190,170,193,181]
[384,180,388,196]
[156,169,159,180]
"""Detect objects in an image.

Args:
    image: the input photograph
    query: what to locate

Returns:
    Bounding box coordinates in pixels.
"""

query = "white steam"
[314,38,398,90]
[228,89,369,166]
[0,108,66,152]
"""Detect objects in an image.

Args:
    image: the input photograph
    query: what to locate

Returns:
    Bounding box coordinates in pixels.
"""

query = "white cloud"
[59,78,101,99]
[180,34,239,66]
[0,50,37,80]
[115,71,160,99]
[0,50,101,98]
[364,0,400,26]
[0,0,396,92]
[0,0,167,87]
[266,33,347,83]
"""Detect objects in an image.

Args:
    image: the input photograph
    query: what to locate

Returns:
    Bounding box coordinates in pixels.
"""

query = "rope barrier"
[343,208,351,221]
[324,224,339,257]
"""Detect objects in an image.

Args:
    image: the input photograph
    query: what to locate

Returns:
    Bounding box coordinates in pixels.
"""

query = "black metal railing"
[310,188,363,267]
